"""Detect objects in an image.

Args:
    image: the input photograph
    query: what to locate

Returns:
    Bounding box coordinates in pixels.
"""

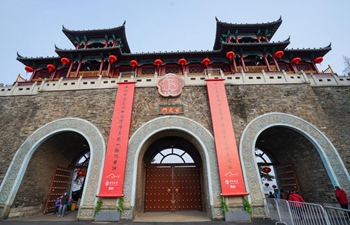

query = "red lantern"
[109,55,117,63]
[47,64,56,73]
[77,170,86,177]
[314,56,323,64]
[178,58,187,66]
[262,167,271,174]
[265,183,269,187]
[25,66,34,73]
[291,57,301,65]
[274,50,284,59]
[154,59,163,67]
[61,57,70,66]
[226,51,235,60]
[272,184,277,189]
[202,58,210,67]
[130,60,138,68]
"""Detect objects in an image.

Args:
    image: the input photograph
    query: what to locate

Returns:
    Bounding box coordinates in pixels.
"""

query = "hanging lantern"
[272,184,277,189]
[291,57,301,65]
[226,51,235,60]
[314,56,323,64]
[274,50,284,59]
[47,64,56,73]
[77,170,86,177]
[61,57,70,66]
[178,58,187,66]
[202,58,210,67]
[130,60,138,68]
[265,183,270,187]
[109,55,117,63]
[154,59,163,67]
[25,66,34,73]
[262,167,271,174]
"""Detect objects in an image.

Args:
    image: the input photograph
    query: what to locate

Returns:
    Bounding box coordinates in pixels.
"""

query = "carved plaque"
[156,73,185,97]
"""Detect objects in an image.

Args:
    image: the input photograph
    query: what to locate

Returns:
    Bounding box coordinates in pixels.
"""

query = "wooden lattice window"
[165,66,179,74]
[189,66,203,74]
[296,64,310,71]
[142,67,155,74]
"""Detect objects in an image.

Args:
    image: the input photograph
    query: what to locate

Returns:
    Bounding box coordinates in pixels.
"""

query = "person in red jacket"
[288,190,305,220]
[335,186,349,210]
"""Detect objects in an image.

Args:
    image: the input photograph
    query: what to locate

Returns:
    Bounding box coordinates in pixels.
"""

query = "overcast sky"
[0,0,349,85]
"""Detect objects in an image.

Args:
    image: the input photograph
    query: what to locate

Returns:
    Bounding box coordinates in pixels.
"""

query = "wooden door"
[144,164,202,212]
[173,166,202,211]
[277,164,301,194]
[43,166,71,214]
[144,165,173,211]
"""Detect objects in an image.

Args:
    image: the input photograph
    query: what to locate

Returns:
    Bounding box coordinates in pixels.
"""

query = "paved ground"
[1,211,278,225]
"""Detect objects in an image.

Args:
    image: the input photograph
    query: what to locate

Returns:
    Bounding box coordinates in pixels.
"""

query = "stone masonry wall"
[0,83,349,211]
[0,89,117,184]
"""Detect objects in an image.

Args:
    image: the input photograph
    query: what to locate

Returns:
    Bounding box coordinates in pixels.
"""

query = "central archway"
[123,116,223,220]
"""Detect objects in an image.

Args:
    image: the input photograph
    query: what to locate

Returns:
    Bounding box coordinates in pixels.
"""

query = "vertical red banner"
[98,82,136,197]
[206,78,247,196]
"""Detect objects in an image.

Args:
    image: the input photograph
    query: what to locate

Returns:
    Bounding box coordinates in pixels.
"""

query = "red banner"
[98,82,136,197]
[206,79,247,196]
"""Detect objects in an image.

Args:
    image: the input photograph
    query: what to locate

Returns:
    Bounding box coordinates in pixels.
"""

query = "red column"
[74,60,82,77]
[206,79,247,196]
[66,61,74,78]
[240,55,246,72]
[98,82,136,197]
[272,56,280,72]
[99,58,104,76]
[263,54,271,71]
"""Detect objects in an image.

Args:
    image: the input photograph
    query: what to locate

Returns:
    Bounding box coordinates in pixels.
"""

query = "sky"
[0,0,349,85]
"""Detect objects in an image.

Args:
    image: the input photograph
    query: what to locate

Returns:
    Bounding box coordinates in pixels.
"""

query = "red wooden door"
[278,164,301,194]
[144,164,202,212]
[173,166,202,211]
[43,166,71,214]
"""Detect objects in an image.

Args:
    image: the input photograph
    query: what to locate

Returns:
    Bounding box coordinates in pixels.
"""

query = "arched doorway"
[0,118,105,220]
[240,112,350,218]
[123,116,223,220]
[143,136,203,212]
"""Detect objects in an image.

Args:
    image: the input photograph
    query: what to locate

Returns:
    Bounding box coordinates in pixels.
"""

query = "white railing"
[1,70,350,96]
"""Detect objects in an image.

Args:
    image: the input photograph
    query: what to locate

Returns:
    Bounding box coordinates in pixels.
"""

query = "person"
[288,190,305,220]
[335,186,350,217]
[67,196,73,212]
[267,191,276,198]
[53,197,60,215]
[280,189,289,200]
[58,192,68,217]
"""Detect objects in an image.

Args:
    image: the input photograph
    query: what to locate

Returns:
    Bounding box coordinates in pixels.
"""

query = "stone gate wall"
[0,83,349,212]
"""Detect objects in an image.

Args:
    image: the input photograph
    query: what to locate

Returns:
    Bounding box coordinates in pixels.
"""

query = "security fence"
[265,198,350,225]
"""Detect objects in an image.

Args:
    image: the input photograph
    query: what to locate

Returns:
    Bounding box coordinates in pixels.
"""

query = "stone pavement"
[2,211,278,225]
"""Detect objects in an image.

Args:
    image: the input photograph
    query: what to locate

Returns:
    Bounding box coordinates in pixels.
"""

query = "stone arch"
[122,116,222,220]
[239,112,350,218]
[0,118,105,220]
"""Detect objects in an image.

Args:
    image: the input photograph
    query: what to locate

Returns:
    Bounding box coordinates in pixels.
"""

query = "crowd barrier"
[265,198,350,225]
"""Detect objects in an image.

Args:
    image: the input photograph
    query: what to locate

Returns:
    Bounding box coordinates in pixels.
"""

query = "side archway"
[122,116,222,220]
[240,112,350,218]
[0,118,105,220]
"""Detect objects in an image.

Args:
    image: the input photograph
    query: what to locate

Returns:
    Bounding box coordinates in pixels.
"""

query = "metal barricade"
[288,201,330,225]
[324,206,350,225]
[265,199,335,225]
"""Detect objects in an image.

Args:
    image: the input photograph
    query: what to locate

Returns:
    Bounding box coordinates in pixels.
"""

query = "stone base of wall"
[9,205,42,218]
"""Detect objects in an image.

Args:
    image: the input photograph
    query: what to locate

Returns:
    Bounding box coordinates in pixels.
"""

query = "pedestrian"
[280,189,289,200]
[335,186,350,217]
[67,196,73,212]
[53,197,60,215]
[58,192,68,217]
[288,189,305,220]
[267,191,276,198]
